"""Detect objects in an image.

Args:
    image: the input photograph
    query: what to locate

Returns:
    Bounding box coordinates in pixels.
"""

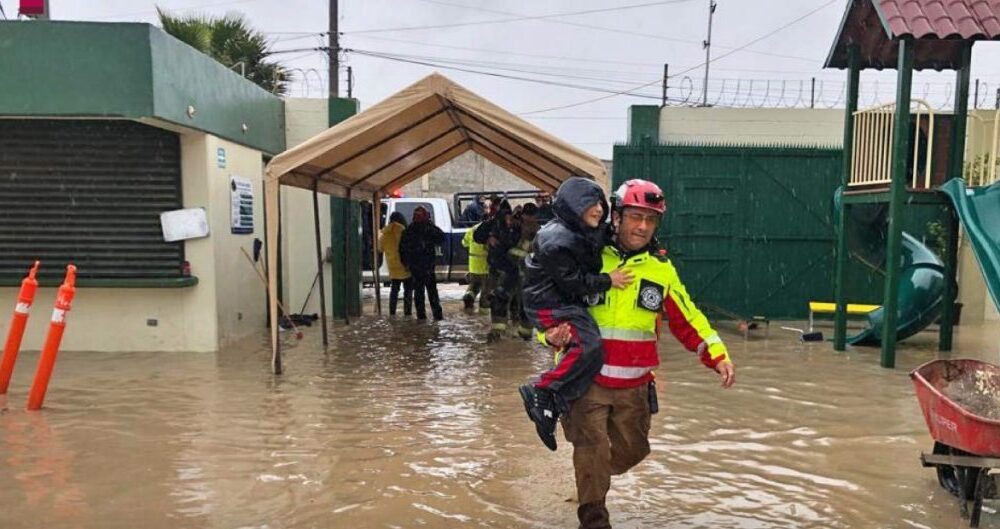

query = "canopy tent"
[263,73,608,373]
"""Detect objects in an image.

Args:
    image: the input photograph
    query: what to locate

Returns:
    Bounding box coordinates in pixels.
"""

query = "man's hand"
[717,361,735,388]
[487,235,498,247]
[609,268,634,289]
[544,323,572,348]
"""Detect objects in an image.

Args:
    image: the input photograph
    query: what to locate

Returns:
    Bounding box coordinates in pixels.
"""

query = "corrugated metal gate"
[0,119,184,281]
[613,143,884,318]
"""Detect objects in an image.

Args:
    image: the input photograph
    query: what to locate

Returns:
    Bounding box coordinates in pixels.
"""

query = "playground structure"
[827,1,1000,368]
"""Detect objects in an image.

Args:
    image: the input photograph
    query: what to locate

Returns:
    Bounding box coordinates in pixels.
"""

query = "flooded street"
[2,297,999,529]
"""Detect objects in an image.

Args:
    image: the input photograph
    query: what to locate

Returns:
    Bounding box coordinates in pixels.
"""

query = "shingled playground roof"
[825,0,1000,70]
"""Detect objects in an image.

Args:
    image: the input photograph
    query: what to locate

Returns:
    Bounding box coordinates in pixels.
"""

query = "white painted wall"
[659,108,844,147]
[281,99,332,316]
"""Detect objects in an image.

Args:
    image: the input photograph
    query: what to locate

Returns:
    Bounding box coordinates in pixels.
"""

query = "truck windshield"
[394,202,435,224]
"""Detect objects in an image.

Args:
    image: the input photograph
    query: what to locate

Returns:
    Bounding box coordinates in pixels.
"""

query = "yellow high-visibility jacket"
[463,224,488,275]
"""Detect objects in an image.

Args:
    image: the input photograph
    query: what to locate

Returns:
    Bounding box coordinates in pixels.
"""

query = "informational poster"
[230,176,254,234]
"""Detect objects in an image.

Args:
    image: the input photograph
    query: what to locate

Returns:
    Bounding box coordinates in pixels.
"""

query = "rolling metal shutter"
[0,119,184,281]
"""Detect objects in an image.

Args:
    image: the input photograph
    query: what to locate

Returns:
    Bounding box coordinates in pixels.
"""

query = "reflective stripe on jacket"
[463,224,489,275]
[590,245,729,388]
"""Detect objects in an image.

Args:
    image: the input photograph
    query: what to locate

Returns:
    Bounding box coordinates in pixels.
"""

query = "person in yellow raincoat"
[462,221,492,311]
[378,211,412,316]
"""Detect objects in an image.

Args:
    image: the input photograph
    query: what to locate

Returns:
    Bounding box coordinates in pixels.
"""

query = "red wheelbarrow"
[912,359,1000,527]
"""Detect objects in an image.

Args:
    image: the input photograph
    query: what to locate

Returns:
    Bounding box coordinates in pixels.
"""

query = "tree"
[157,8,290,95]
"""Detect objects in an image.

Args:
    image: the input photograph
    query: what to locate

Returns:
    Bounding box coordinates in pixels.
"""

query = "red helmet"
[614,179,666,214]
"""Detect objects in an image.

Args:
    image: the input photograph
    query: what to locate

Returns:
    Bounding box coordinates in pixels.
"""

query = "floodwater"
[1,296,999,529]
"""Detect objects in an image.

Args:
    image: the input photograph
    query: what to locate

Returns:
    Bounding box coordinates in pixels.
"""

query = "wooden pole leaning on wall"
[372,191,383,315]
[313,180,329,346]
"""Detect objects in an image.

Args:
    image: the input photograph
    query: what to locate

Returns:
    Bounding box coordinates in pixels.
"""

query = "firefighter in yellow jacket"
[462,222,491,311]
[542,179,735,529]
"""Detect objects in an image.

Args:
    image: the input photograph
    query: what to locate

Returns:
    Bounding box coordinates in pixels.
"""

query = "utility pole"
[661,64,669,107]
[347,66,353,98]
[701,0,717,107]
[329,0,339,98]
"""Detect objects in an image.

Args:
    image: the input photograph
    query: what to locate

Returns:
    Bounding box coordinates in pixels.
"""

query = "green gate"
[613,142,887,318]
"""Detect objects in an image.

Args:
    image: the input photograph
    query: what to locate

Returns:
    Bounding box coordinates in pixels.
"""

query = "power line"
[345,48,664,100]
[348,48,655,85]
[412,0,821,64]
[345,34,847,77]
[344,0,696,35]
[90,0,262,21]
[519,0,837,115]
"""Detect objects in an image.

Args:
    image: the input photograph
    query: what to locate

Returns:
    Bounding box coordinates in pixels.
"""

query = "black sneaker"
[462,293,475,310]
[518,384,558,451]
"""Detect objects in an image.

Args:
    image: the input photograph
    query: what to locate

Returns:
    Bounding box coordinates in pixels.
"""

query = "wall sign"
[230,176,254,234]
[217,147,227,168]
[160,208,209,242]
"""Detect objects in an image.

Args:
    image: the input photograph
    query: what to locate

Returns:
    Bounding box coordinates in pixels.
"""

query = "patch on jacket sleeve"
[637,279,665,311]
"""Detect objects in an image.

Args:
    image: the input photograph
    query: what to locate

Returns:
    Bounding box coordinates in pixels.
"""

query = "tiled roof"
[879,0,1000,40]
[825,0,1000,70]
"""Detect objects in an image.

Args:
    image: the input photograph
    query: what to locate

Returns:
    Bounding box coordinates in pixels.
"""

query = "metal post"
[329,0,339,98]
[810,77,817,108]
[974,78,980,109]
[940,43,972,352]
[312,181,329,346]
[701,0,717,107]
[371,192,382,315]
[662,63,669,107]
[343,188,351,325]
[347,66,353,99]
[834,46,860,352]
[880,38,915,369]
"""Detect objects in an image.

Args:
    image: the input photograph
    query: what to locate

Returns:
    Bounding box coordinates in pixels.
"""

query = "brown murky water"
[1,298,999,529]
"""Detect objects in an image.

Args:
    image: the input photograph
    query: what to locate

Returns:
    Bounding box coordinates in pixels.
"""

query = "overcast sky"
[11,0,1000,158]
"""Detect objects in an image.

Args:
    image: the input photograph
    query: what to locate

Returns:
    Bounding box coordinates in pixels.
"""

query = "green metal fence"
[612,142,947,319]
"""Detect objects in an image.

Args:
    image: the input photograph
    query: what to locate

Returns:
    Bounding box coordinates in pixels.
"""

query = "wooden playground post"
[879,38,915,369]
[940,43,973,352]
[833,46,860,352]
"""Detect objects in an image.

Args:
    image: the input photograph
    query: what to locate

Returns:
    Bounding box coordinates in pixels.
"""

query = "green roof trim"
[0,20,284,154]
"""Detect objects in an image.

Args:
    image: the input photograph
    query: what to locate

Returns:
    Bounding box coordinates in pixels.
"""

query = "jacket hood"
[553,176,608,231]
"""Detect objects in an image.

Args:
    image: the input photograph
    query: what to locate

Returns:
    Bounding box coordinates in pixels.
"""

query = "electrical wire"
[345,49,664,100]
[344,0,696,35]
[518,0,838,115]
[410,0,822,64]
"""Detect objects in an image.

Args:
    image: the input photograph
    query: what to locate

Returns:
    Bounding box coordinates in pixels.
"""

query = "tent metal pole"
[313,179,329,346]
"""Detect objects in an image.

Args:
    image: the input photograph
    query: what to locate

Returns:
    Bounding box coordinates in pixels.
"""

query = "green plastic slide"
[846,231,945,346]
[940,178,1000,313]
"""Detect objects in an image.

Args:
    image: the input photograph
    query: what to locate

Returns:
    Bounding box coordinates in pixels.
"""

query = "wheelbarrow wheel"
[933,442,986,501]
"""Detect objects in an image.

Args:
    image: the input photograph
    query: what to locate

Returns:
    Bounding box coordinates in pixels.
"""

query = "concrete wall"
[659,108,844,147]
[400,151,535,205]
[281,99,332,316]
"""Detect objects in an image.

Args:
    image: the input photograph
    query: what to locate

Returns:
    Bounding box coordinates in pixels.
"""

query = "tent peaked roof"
[266,73,607,195]
[825,0,1000,70]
